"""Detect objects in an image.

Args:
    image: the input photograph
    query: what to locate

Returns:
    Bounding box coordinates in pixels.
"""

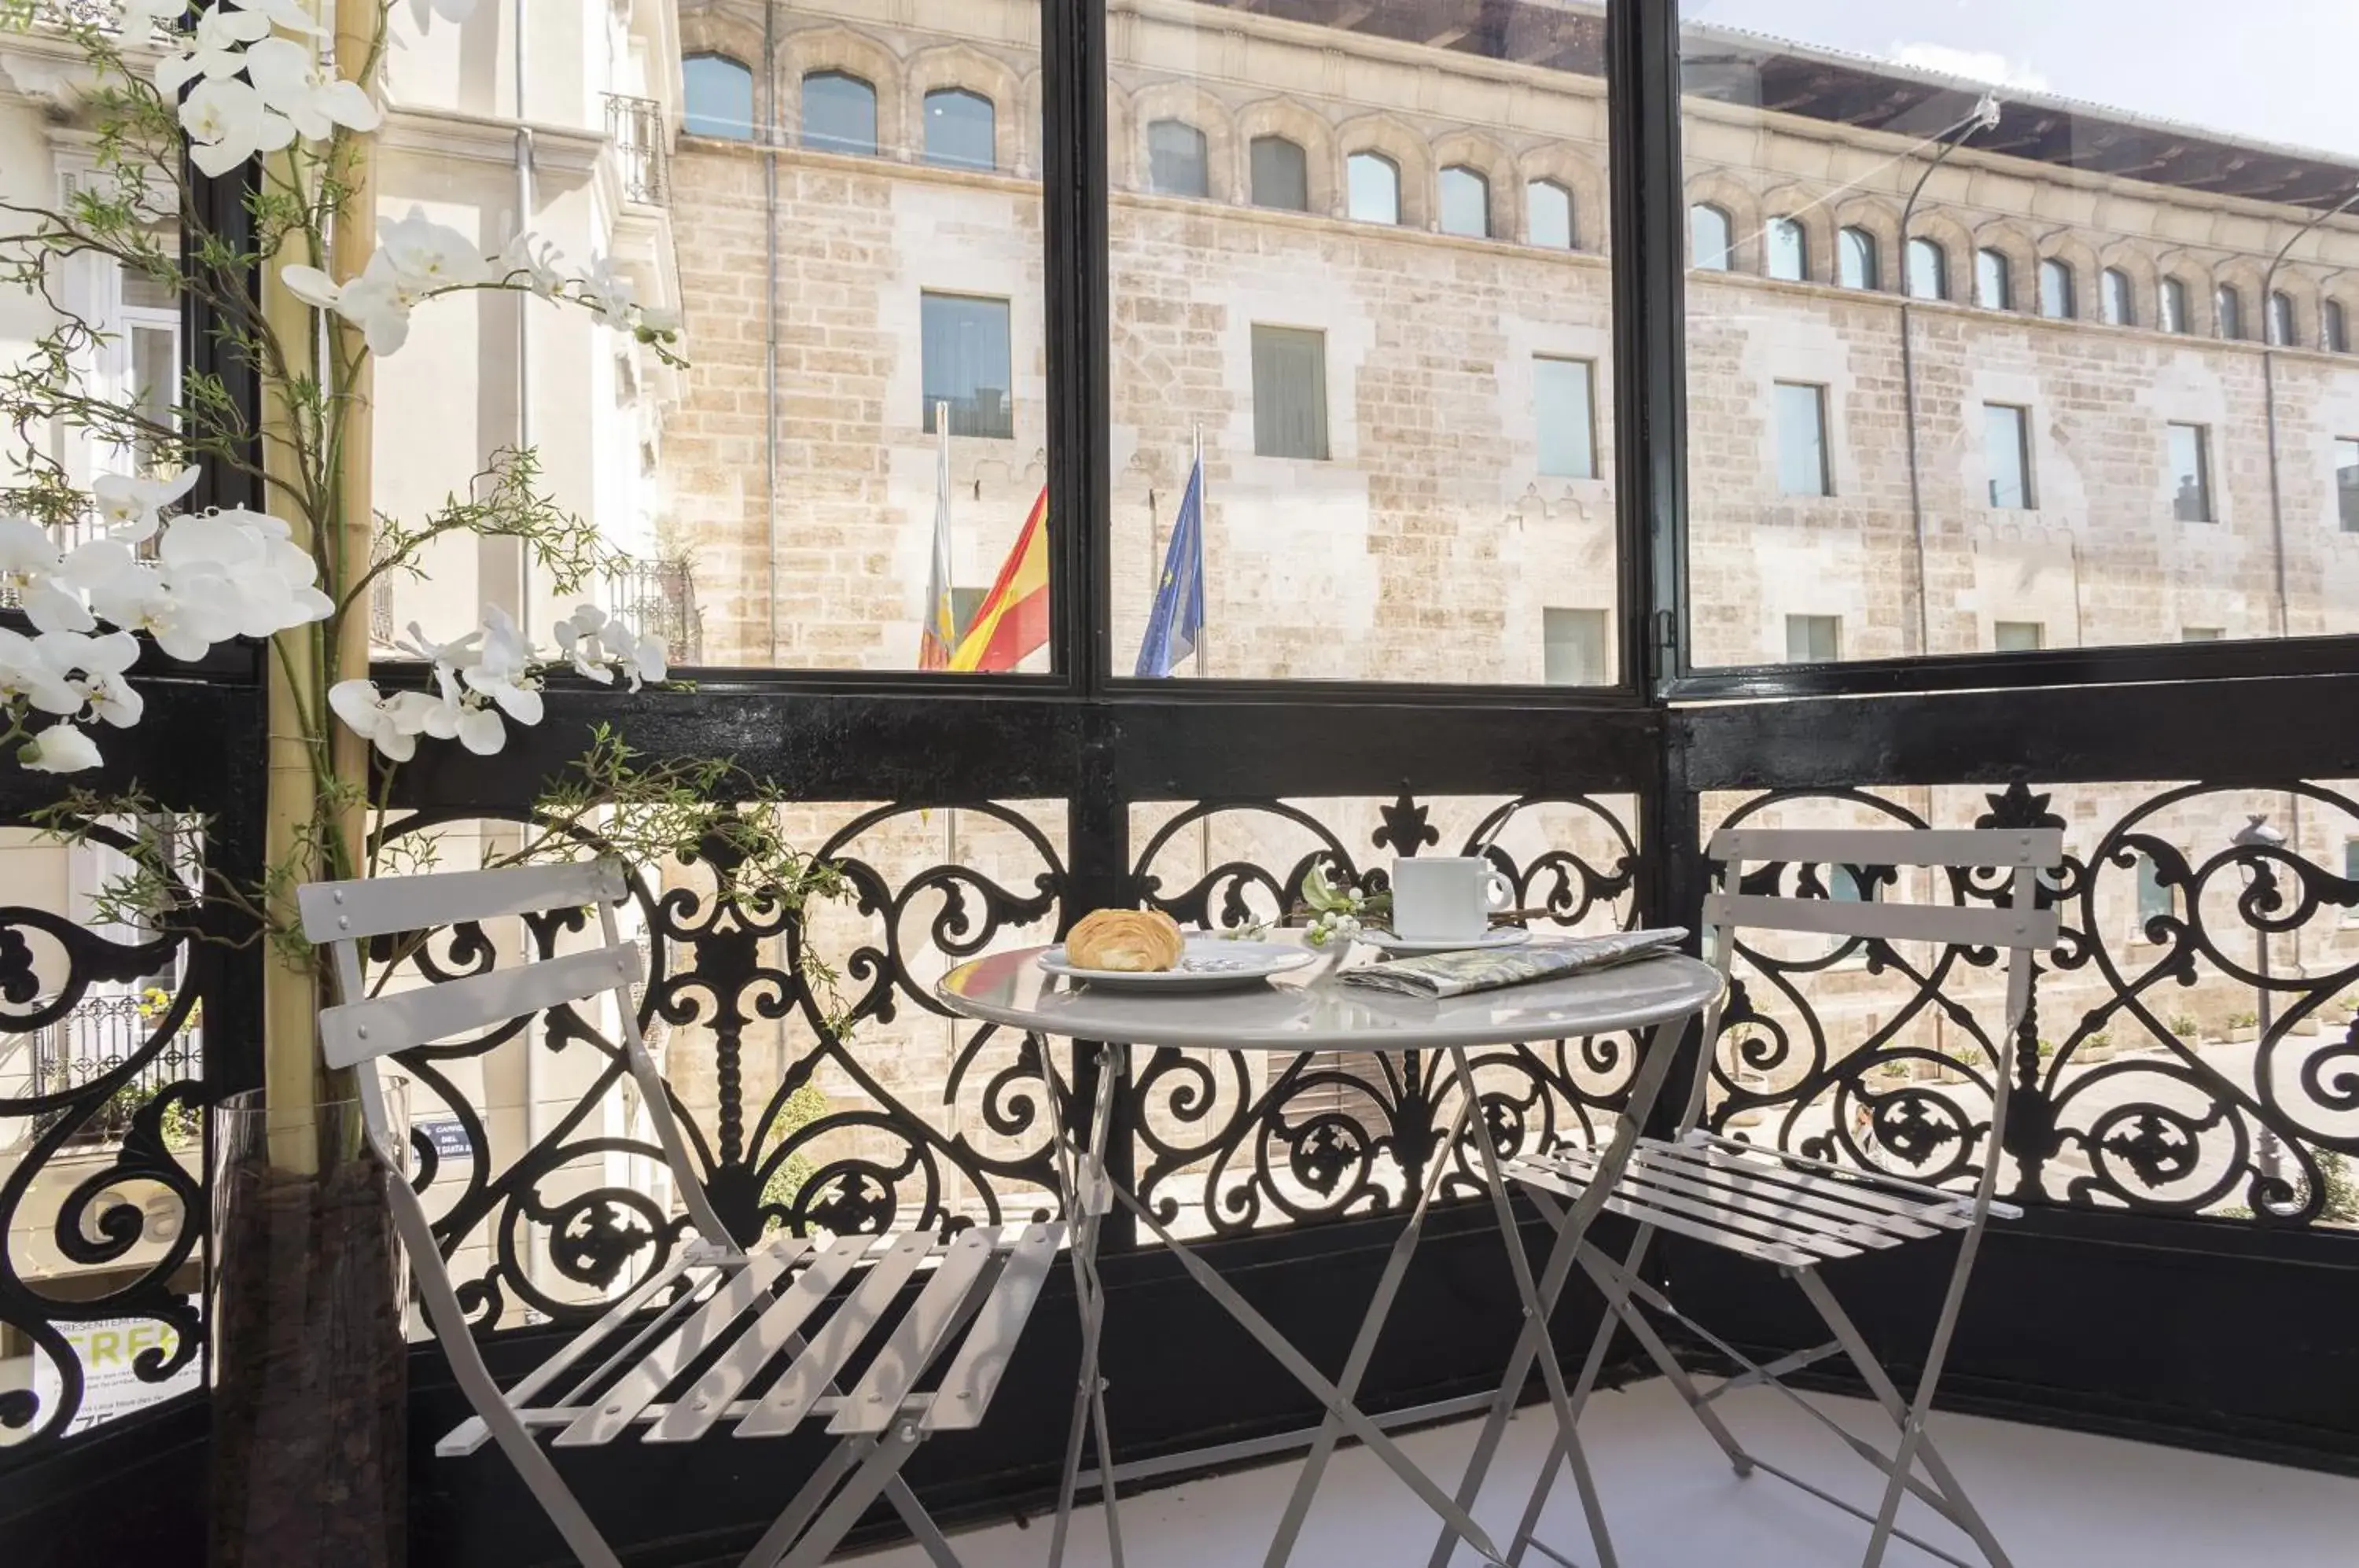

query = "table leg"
[1048,1042,1126,1568]
[1426,1018,1692,1568]
[1260,1057,1484,1567]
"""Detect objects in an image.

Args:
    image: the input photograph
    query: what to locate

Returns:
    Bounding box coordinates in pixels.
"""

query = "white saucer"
[1357,927,1533,957]
[1036,937,1317,993]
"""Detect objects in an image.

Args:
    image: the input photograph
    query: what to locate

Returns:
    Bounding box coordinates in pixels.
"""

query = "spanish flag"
[948,485,1049,672]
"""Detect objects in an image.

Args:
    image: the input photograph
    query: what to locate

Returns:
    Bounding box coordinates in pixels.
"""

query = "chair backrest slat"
[1709,826,2061,870]
[1706,891,2058,951]
[298,860,628,946]
[320,941,645,1069]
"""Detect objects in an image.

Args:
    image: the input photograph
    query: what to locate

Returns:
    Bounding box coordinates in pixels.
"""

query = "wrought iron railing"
[604,555,701,665]
[604,93,668,207]
[14,994,204,1148]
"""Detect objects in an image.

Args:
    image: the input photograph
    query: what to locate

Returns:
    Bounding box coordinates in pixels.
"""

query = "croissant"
[1065,908,1186,972]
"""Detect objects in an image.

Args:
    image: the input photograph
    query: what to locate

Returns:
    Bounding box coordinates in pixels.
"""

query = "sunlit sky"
[1686,0,2359,159]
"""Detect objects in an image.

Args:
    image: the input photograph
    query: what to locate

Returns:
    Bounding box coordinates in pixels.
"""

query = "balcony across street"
[2,1,2358,1567]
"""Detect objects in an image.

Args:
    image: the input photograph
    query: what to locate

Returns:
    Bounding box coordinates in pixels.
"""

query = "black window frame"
[1249,134,1310,212]
[1345,150,1401,225]
[1765,215,1807,281]
[682,52,756,141]
[1976,247,2012,310]
[1439,164,1493,238]
[1837,226,1878,290]
[1146,117,1209,197]
[1774,380,1831,498]
[919,290,1017,441]
[2039,257,2074,319]
[1249,324,1330,462]
[1534,355,1599,480]
[2169,422,2214,523]
[800,68,879,157]
[1905,236,1947,300]
[922,86,998,171]
[1690,201,1733,271]
[1984,402,2035,510]
[1528,178,1576,249]
[2102,266,2134,326]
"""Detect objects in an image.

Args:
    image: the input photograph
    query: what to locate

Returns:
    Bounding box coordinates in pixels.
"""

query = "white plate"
[1037,937,1317,992]
[1357,926,1533,957]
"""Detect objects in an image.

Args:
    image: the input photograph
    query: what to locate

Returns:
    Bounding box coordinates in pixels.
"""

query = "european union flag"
[1134,454,1205,677]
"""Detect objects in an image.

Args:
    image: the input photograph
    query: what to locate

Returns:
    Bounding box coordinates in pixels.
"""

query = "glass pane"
[1976,248,2011,310]
[1838,227,1876,290]
[1346,153,1400,225]
[1114,6,1618,685]
[1148,119,1209,197]
[1440,167,1491,238]
[2217,286,2243,340]
[2040,259,2073,319]
[2103,268,2133,326]
[2169,424,2213,522]
[1994,620,2044,652]
[376,1,1051,673]
[1250,136,1310,212]
[1905,237,1945,301]
[922,293,1014,440]
[128,324,178,475]
[1542,608,1611,685]
[1691,203,1732,270]
[1250,326,1328,461]
[683,53,754,140]
[2330,300,2351,353]
[1775,382,1828,497]
[1766,217,1806,281]
[2339,440,2359,532]
[1784,614,1840,661]
[1984,404,2032,509]
[1529,180,1574,249]
[802,70,878,156]
[1684,0,2359,664]
[925,88,996,171]
[2162,278,2190,333]
[1535,358,1596,480]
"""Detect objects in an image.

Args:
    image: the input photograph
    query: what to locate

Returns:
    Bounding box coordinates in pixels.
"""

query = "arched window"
[1439,165,1491,238]
[923,88,995,171]
[1347,152,1400,225]
[2215,285,2244,340]
[1146,119,1208,197]
[802,70,878,156]
[2268,290,2296,347]
[2328,299,2351,354]
[1527,179,1574,249]
[1249,135,1308,212]
[2162,277,2191,334]
[1765,217,1807,281]
[1905,237,1947,300]
[1976,248,2012,310]
[683,53,755,140]
[2102,267,2134,326]
[1838,226,1879,290]
[1689,203,1732,271]
[2039,259,2074,319]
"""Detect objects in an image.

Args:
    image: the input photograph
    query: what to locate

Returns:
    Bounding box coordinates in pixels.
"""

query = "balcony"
[605,93,668,208]
[604,554,701,666]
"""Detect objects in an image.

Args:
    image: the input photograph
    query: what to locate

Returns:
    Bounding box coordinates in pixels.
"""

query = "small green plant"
[2035,1038,2057,1061]
[2087,1030,2112,1051]
[759,1081,832,1230]
[2228,1010,2260,1030]
[2318,1151,2359,1225]
[2168,1014,2200,1037]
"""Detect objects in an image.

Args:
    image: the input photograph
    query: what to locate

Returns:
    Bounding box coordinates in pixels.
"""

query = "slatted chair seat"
[1506,1131,1986,1271]
[297,860,1068,1568]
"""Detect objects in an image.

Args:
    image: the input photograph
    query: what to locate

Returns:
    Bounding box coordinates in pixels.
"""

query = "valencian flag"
[949,485,1049,672]
[1134,445,1204,677]
[918,403,959,669]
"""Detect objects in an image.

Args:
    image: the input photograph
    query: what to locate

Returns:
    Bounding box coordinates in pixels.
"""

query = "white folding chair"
[298,860,1065,1568]
[1496,826,2060,1568]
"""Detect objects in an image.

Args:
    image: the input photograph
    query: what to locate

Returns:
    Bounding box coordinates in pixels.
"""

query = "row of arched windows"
[1692,201,2354,353]
[679,50,1598,249]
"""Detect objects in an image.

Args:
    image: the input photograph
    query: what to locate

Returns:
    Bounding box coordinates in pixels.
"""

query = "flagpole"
[938,403,963,1053]
[1191,422,1212,887]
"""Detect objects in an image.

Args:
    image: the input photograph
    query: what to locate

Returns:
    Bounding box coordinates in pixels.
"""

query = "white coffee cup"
[1389,856,1513,941]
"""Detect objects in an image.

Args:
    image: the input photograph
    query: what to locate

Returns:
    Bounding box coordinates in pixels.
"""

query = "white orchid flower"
[575,254,640,326]
[20,724,102,775]
[495,231,565,299]
[329,679,435,763]
[623,629,668,689]
[0,517,84,633]
[85,560,238,664]
[180,77,295,180]
[378,208,492,290]
[0,628,85,716]
[153,5,274,94]
[462,605,543,724]
[153,508,330,639]
[242,37,381,141]
[414,665,506,755]
[550,602,617,682]
[397,620,481,670]
[238,0,329,36]
[42,631,143,728]
[93,466,200,542]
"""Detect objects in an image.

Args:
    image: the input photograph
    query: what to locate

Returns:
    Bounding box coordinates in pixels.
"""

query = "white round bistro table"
[937,939,1722,1568]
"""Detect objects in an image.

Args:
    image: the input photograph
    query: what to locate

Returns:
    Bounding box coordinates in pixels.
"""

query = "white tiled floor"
[862,1378,2359,1567]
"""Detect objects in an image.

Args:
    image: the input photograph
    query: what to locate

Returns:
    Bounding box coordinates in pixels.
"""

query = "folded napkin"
[1340,928,1689,999]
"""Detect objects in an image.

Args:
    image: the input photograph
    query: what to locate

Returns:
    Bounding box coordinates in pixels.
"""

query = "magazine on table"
[1341,928,1689,999]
